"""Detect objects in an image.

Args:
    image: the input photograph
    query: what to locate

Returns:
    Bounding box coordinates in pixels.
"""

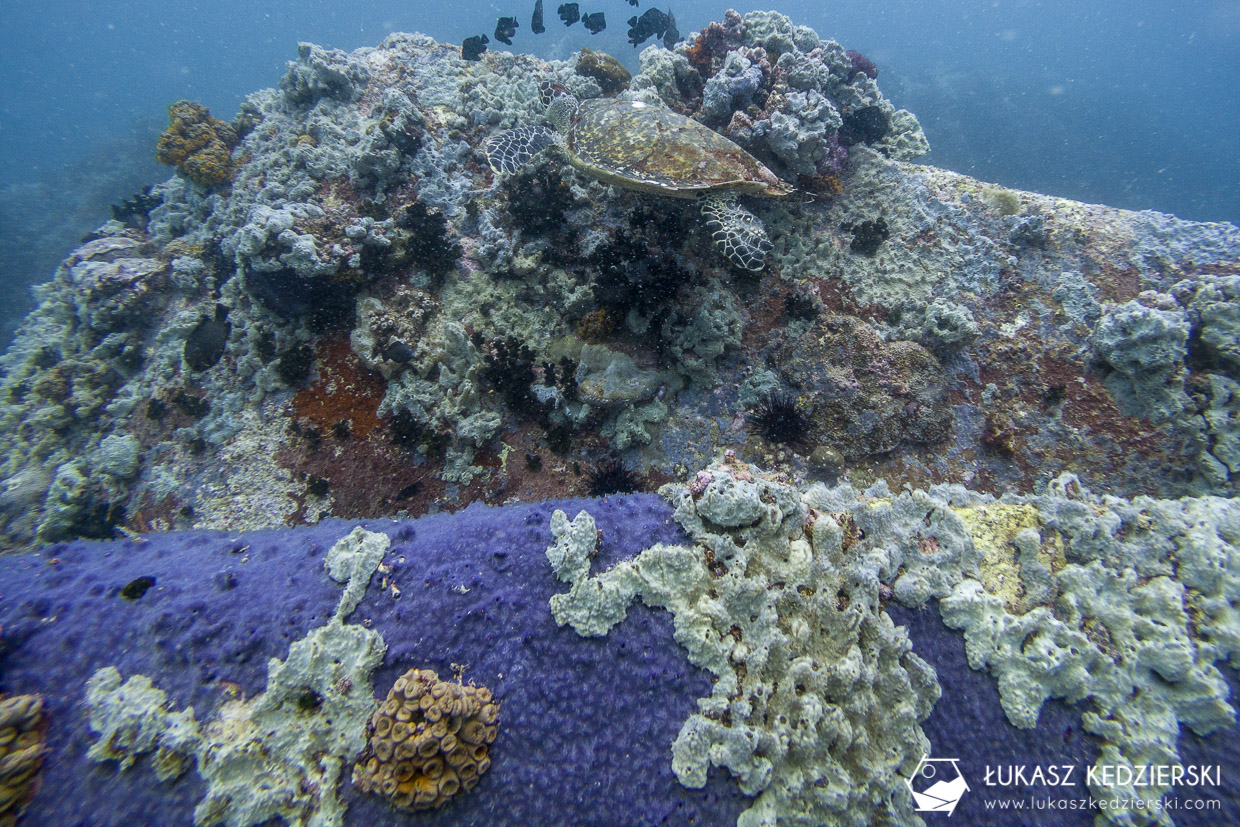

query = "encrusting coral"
[155,100,240,188]
[352,668,499,811]
[84,527,391,827]
[547,457,1240,824]
[545,461,939,826]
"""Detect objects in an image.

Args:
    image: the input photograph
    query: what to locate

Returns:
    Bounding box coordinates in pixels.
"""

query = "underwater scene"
[1,2,1239,825]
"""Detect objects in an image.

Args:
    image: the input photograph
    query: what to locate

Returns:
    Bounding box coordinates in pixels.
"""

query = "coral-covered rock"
[1,480,1239,823]
[279,42,371,106]
[155,100,239,188]
[574,48,631,94]
[83,527,391,826]
[546,468,940,825]
[0,501,750,826]
[776,314,952,460]
[637,10,926,186]
[353,668,499,811]
[1092,300,1191,423]
[1,13,1238,562]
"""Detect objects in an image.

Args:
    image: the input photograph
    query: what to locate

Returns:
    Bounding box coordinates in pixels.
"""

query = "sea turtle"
[485,81,795,270]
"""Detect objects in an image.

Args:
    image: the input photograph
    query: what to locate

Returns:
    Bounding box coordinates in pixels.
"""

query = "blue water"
[3,0,1237,216]
[0,0,1238,339]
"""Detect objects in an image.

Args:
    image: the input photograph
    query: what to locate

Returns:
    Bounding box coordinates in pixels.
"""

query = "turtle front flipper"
[485,125,559,174]
[701,193,774,271]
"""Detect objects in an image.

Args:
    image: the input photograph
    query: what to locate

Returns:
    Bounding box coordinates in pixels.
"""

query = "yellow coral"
[353,668,498,811]
[178,140,233,188]
[0,693,47,824]
[155,100,239,188]
[953,502,1065,613]
[981,185,1022,216]
[575,308,620,342]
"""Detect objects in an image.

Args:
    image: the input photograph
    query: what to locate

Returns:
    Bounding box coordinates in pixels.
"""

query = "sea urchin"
[750,392,811,446]
[586,458,643,497]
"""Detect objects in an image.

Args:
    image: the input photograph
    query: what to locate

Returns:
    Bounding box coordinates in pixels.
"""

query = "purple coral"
[823,131,849,178]
[845,49,878,81]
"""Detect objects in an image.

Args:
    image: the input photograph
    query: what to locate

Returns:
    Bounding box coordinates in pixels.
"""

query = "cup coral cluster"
[0,692,47,824]
[155,100,240,188]
[352,668,499,811]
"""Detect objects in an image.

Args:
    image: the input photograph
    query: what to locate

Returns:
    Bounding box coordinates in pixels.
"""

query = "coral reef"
[0,693,47,826]
[818,466,1240,822]
[353,668,498,811]
[0,8,1235,584]
[550,458,1240,825]
[0,501,750,826]
[633,9,926,189]
[929,481,1240,815]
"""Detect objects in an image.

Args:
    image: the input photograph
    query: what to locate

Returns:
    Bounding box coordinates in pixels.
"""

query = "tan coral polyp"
[353,668,499,811]
[460,719,486,744]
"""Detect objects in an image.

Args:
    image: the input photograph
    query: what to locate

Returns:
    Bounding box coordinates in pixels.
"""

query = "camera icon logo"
[907,754,970,816]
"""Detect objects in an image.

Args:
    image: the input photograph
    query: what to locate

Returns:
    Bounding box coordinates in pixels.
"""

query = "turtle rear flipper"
[702,193,773,271]
[485,125,559,173]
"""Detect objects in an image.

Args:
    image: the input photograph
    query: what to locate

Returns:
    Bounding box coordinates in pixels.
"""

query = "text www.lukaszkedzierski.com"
[983,796,1221,813]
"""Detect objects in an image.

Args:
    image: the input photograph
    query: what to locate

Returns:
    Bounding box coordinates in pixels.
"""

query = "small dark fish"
[532,0,546,34]
[582,11,606,34]
[557,3,579,26]
[462,34,489,61]
[382,341,416,363]
[495,16,519,46]
[662,9,680,48]
[626,7,668,46]
[627,0,638,5]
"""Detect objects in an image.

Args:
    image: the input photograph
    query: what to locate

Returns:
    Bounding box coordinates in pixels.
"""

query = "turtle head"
[538,80,579,132]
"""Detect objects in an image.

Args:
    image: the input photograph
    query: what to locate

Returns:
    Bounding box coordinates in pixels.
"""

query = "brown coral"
[575,48,631,94]
[155,100,239,188]
[353,668,498,811]
[684,9,746,77]
[0,693,47,826]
